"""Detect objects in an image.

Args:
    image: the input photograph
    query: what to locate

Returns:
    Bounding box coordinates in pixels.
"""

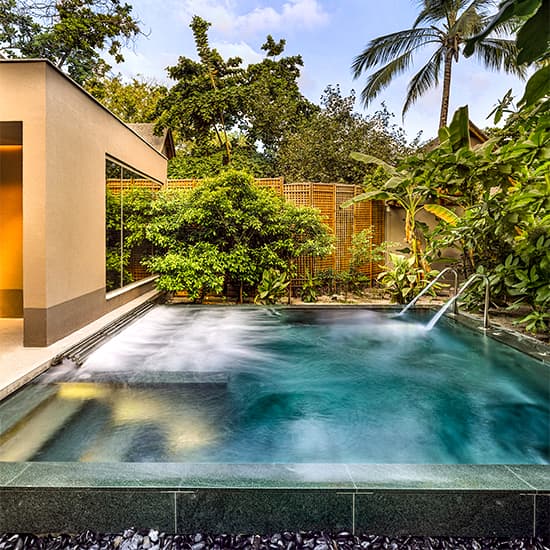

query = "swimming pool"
[1,306,548,465]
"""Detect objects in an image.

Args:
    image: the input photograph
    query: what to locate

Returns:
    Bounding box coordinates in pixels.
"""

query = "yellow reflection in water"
[0,382,224,461]
[57,382,112,400]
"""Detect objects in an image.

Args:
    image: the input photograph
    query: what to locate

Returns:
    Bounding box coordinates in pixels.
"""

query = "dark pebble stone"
[283,533,293,542]
[192,542,206,550]
[314,544,329,550]
[287,542,295,550]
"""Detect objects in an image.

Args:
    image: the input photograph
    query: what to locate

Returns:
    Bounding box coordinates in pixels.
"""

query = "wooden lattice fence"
[107,177,385,283]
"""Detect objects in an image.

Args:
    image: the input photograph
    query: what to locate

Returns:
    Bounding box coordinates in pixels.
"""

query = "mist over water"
[1,306,548,464]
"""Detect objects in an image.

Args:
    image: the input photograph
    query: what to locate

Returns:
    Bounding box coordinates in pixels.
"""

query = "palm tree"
[352,0,525,128]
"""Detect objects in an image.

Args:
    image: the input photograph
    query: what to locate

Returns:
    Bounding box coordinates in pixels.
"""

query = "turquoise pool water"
[0,306,548,464]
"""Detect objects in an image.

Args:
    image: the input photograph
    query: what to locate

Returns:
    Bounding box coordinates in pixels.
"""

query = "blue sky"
[116,0,527,140]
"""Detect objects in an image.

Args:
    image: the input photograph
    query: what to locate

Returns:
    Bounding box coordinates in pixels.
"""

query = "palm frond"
[472,38,527,77]
[358,50,415,106]
[451,1,486,36]
[402,48,444,116]
[350,152,397,173]
[352,27,439,76]
[341,190,396,209]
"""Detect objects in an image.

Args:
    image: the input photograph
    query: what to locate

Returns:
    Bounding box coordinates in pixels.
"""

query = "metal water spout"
[399,267,459,316]
[426,273,490,331]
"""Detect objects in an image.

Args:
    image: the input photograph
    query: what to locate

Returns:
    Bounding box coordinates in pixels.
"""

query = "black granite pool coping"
[0,462,549,536]
[0,305,548,535]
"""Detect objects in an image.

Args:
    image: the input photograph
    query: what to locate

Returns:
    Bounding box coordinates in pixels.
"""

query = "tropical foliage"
[428,99,550,332]
[464,0,549,107]
[342,107,469,277]
[352,0,524,126]
[255,269,290,305]
[378,253,438,304]
[143,171,333,302]
[0,0,141,84]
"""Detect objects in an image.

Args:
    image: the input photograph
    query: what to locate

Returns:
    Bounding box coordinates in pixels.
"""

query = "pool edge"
[0,462,548,536]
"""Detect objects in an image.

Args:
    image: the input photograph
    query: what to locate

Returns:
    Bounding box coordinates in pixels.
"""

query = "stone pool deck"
[0,303,548,536]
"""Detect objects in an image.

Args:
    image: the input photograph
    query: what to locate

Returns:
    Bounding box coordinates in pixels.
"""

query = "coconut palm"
[352,0,525,127]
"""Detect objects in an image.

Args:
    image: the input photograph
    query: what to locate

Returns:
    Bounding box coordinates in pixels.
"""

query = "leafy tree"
[241,35,318,157]
[0,0,141,84]
[144,171,332,302]
[168,143,276,179]
[85,74,167,123]
[155,16,244,164]
[156,18,314,170]
[276,85,412,183]
[352,0,524,127]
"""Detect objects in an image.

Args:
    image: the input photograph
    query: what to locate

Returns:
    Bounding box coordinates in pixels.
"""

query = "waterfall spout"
[426,273,490,330]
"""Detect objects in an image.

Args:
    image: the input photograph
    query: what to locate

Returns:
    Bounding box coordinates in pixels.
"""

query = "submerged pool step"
[50,300,157,367]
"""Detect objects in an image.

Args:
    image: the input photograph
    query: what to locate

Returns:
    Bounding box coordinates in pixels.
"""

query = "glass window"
[105,158,160,292]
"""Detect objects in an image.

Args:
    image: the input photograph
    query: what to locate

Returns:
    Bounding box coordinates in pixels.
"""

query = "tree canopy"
[144,171,333,302]
[155,16,315,170]
[0,0,141,84]
[85,74,167,123]
[276,85,413,183]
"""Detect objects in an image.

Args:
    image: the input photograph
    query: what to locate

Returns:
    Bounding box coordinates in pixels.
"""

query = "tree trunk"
[439,51,453,128]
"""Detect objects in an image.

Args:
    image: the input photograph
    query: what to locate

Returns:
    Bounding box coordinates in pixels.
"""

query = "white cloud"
[212,41,264,66]
[180,0,329,37]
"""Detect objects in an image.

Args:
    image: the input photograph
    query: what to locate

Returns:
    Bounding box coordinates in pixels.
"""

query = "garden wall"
[107,178,385,284]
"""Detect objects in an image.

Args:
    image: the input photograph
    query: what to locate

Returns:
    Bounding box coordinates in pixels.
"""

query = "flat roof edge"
[0,59,169,162]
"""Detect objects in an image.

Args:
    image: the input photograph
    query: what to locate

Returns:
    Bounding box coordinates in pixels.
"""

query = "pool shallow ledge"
[0,462,549,537]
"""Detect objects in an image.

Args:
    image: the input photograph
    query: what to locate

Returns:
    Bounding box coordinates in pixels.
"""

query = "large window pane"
[105,159,158,292]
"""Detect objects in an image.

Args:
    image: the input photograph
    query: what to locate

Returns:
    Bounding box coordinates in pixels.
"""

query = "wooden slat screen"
[105,177,385,283]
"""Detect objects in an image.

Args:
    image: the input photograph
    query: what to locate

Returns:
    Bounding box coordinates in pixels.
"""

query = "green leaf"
[519,65,550,107]
[350,152,397,174]
[423,203,459,225]
[446,106,470,151]
[341,190,394,209]
[516,0,549,64]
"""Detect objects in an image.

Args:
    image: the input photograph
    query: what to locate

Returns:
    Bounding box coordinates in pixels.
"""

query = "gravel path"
[0,530,548,550]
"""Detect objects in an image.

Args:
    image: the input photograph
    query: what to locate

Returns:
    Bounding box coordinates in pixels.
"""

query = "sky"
[114,0,528,141]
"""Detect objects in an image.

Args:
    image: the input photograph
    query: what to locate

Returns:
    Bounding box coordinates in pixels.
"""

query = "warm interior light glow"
[0,145,22,150]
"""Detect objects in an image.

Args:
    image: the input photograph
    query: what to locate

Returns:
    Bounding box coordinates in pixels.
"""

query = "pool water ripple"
[0,306,548,464]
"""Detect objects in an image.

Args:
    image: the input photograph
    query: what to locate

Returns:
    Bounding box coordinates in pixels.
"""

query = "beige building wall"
[386,205,460,273]
[0,60,167,346]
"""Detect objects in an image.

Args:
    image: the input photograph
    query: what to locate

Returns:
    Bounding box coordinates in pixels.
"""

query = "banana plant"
[342,107,467,273]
